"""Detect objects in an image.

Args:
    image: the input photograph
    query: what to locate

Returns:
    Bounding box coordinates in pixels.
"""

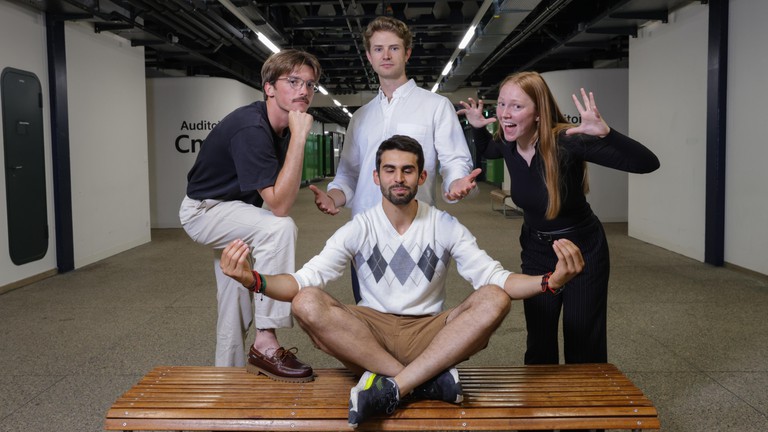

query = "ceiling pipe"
[124,0,213,46]
[185,3,267,56]
[38,0,262,95]
[217,0,281,54]
[478,0,574,76]
[127,0,215,47]
[166,0,232,44]
[131,0,266,62]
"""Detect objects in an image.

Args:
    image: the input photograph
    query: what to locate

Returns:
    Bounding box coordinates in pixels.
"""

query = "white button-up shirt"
[329,79,474,216]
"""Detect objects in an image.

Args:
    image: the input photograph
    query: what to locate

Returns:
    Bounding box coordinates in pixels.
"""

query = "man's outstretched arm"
[445,168,482,201]
[308,185,346,215]
[220,239,300,302]
[501,238,585,299]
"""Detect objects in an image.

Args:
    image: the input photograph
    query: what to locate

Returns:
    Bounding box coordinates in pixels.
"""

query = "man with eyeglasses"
[179,49,321,382]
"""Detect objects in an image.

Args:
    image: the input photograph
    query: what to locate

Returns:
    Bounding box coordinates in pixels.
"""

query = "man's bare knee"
[291,287,321,317]
[473,285,512,318]
[291,287,334,329]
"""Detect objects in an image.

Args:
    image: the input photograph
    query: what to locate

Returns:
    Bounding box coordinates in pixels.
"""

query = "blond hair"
[363,16,413,52]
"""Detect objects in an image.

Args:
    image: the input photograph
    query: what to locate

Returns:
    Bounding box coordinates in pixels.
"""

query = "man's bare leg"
[393,285,511,395]
[291,287,405,377]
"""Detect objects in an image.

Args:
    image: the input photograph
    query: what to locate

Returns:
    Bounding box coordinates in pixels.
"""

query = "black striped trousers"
[519,215,610,365]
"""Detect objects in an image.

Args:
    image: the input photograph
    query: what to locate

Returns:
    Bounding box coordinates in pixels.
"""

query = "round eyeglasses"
[275,77,319,93]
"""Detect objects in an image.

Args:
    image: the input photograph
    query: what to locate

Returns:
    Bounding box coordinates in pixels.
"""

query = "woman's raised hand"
[566,88,610,137]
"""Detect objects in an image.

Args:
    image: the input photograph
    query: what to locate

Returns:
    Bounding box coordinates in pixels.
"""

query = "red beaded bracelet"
[246,270,266,294]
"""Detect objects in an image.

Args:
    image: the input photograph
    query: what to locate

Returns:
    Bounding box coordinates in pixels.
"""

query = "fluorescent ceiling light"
[441,61,454,77]
[256,32,280,53]
[317,85,329,95]
[458,25,477,49]
[431,82,440,93]
[333,99,342,107]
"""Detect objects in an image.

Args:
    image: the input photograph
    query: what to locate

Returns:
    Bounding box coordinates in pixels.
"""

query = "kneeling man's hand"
[220,240,256,288]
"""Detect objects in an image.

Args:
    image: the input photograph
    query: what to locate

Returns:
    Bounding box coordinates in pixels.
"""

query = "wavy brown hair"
[494,71,589,219]
[363,16,413,52]
[261,49,322,93]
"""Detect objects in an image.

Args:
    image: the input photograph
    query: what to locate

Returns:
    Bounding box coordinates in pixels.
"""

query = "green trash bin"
[302,134,322,182]
[485,158,504,185]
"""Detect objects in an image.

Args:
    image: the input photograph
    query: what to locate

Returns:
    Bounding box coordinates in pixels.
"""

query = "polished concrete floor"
[1,179,767,431]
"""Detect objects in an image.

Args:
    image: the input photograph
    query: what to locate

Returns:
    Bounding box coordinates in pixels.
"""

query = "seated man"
[221,135,584,428]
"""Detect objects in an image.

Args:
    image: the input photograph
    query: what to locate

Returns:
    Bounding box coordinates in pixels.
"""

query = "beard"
[382,184,417,205]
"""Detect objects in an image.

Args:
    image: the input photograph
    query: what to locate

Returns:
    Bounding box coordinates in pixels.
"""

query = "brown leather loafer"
[246,346,314,383]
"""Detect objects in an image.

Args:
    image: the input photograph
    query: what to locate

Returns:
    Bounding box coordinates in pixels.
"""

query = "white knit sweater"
[292,201,511,315]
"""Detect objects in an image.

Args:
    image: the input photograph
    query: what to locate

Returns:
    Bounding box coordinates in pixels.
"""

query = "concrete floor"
[1,179,767,431]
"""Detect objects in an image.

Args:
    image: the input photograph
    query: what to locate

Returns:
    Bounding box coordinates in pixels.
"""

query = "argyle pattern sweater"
[292,201,511,315]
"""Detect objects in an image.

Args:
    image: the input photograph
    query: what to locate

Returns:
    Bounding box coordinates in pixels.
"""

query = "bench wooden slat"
[108,405,659,419]
[110,397,653,410]
[105,364,659,430]
[107,416,659,431]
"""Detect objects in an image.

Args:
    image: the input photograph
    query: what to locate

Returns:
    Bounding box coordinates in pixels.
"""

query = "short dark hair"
[375,135,425,173]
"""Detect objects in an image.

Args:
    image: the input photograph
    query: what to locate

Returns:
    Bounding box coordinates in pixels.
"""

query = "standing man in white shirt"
[310,16,481,300]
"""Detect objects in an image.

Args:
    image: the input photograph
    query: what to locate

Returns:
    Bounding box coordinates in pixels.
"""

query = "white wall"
[3,0,766,281]
[0,2,56,287]
[147,77,261,228]
[628,3,709,261]
[543,68,630,222]
[65,22,151,267]
[724,0,768,275]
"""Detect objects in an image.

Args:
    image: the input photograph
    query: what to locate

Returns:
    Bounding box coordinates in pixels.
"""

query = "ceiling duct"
[441,0,541,92]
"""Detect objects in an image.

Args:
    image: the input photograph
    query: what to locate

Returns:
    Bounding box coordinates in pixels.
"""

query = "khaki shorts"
[345,305,454,365]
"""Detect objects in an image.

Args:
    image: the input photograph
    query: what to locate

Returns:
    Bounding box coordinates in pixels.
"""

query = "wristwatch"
[541,272,564,295]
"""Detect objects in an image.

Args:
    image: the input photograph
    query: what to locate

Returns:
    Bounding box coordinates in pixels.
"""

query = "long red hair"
[494,71,589,219]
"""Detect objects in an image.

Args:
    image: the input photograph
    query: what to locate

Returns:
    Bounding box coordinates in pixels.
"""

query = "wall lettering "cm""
[175,135,204,153]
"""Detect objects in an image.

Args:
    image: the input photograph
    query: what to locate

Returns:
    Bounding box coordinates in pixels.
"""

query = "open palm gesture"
[565,88,610,137]
[457,98,497,129]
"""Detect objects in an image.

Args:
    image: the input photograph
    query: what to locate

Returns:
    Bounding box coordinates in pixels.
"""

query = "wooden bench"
[105,363,659,431]
[490,189,520,217]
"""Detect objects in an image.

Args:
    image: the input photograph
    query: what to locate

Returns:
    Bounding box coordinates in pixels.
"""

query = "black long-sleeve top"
[473,127,660,232]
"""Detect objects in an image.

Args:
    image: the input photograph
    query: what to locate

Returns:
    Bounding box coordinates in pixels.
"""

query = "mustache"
[293,97,310,104]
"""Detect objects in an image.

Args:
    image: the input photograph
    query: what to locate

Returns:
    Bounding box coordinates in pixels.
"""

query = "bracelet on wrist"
[257,271,266,295]
[249,270,266,295]
[245,270,266,295]
[541,271,564,295]
[246,273,258,291]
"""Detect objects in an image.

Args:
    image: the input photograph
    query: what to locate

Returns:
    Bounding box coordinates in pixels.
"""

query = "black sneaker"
[348,372,400,428]
[412,367,463,403]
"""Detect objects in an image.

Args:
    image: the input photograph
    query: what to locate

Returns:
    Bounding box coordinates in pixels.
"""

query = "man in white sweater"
[221,135,584,428]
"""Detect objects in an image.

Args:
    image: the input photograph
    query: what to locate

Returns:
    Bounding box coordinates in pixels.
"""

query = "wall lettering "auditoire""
[175,120,219,153]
